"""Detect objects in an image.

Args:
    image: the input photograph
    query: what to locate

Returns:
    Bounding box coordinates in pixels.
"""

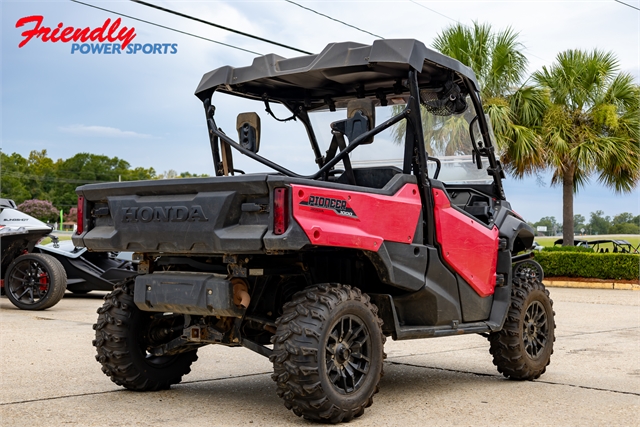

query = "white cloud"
[3,1,639,219]
[58,125,153,139]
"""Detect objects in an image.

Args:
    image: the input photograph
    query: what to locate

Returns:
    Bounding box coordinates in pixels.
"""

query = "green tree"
[588,210,611,235]
[419,25,640,247]
[122,166,156,181]
[574,214,587,234]
[433,22,527,99]
[179,171,209,178]
[0,152,31,203]
[533,216,562,236]
[431,22,549,177]
[393,21,547,166]
[2,151,157,208]
[25,150,57,201]
[609,212,640,234]
[609,222,640,235]
[611,212,635,225]
[531,50,640,245]
[52,153,155,207]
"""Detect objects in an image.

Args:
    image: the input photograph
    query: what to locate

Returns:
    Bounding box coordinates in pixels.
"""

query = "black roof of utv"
[194,39,479,107]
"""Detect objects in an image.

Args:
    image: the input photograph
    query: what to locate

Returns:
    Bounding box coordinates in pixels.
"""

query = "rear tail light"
[273,188,289,235]
[76,196,84,235]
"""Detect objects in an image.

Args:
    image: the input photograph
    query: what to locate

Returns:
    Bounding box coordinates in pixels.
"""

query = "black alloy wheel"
[523,300,549,359]
[271,283,385,423]
[326,314,371,394]
[4,253,67,310]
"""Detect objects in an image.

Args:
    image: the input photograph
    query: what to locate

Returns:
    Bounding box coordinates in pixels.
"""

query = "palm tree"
[433,22,526,99]
[531,49,640,245]
[394,22,548,172]
[431,22,549,174]
[398,23,640,248]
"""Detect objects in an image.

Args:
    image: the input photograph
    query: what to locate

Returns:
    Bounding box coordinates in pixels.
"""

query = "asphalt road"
[1,287,638,426]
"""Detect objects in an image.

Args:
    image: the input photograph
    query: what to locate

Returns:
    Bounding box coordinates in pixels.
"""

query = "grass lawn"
[535,234,640,248]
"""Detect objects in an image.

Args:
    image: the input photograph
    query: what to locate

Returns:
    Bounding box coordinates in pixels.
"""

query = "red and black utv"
[74,39,554,423]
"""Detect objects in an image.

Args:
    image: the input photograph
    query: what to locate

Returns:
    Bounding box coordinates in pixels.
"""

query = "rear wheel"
[270,283,385,423]
[4,253,67,310]
[489,276,555,380]
[93,280,198,391]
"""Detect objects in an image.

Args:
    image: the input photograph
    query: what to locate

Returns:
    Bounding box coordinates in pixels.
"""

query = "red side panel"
[291,183,422,252]
[432,188,499,297]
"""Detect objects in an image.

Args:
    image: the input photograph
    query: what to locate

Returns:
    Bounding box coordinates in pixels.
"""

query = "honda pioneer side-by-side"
[74,39,554,423]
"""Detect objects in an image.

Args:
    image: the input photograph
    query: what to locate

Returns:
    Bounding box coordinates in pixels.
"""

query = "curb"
[545,280,640,291]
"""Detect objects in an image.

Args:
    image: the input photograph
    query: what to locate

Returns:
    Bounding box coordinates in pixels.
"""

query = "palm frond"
[500,124,544,177]
[603,73,639,112]
[487,27,528,96]
[595,137,640,193]
[509,86,549,127]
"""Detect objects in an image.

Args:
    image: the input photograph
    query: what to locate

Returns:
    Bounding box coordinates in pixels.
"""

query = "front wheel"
[4,253,67,310]
[513,259,544,282]
[489,276,555,380]
[270,283,385,423]
[93,280,198,391]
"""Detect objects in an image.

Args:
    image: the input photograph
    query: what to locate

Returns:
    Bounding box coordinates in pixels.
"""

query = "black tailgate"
[73,174,271,254]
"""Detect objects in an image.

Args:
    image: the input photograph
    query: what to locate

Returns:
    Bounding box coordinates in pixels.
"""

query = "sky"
[1,0,639,224]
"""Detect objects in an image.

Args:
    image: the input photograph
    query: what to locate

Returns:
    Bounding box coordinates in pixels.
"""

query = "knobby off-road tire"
[489,275,555,380]
[93,280,198,391]
[270,283,385,423]
[4,253,67,310]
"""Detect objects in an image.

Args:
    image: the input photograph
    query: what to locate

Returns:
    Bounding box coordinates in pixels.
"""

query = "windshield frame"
[204,96,411,180]
[202,70,505,199]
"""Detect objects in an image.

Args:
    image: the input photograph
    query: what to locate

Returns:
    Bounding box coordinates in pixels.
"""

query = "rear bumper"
[133,272,244,317]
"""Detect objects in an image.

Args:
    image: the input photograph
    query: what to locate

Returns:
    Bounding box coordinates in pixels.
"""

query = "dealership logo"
[15,15,178,54]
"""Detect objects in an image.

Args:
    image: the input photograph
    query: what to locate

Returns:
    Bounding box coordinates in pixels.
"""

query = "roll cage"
[195,39,506,202]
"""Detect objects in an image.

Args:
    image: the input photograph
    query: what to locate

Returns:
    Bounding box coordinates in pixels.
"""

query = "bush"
[535,252,639,281]
[542,246,594,253]
[17,199,59,222]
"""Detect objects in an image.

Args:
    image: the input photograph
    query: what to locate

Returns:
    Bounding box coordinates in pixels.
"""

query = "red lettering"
[89,18,110,42]
[15,15,44,47]
[59,27,73,42]
[106,18,121,42]
[117,26,136,49]
[49,23,63,42]
[39,27,52,42]
[73,27,91,43]
[15,15,137,48]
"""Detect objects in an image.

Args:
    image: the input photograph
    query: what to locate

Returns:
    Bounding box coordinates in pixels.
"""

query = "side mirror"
[236,112,261,153]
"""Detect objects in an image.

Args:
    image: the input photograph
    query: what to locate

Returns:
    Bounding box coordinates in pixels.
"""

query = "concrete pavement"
[1,287,638,426]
